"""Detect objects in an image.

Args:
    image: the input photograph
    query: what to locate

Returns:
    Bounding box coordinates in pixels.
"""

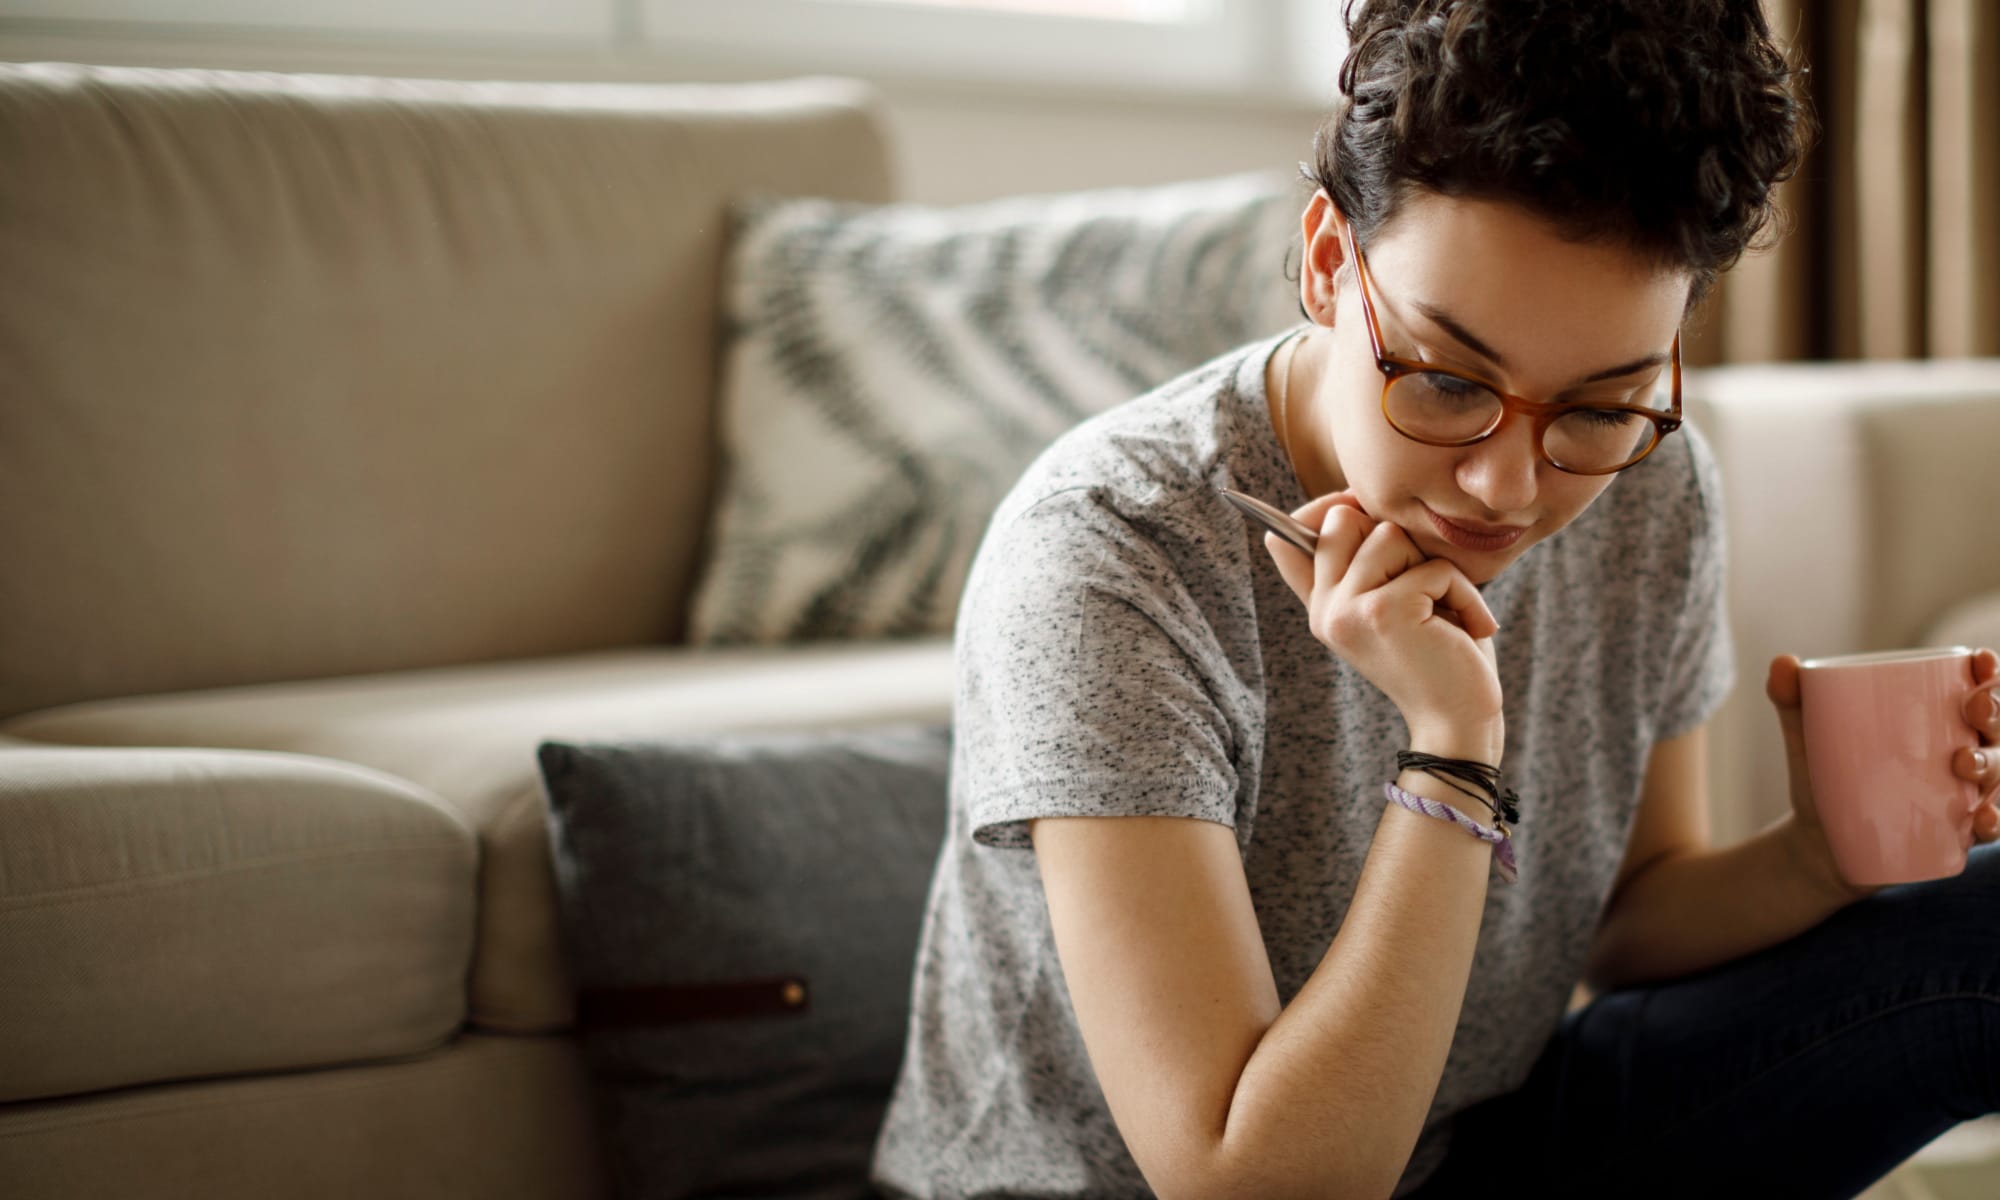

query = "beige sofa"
[1,62,1997,1200]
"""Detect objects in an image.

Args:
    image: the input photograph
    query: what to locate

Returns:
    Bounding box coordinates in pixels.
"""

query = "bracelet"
[1394,751,1522,827]
[1383,782,1519,885]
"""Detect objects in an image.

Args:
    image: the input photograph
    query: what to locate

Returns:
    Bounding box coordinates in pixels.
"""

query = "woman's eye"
[1415,372,1483,400]
[1571,407,1638,428]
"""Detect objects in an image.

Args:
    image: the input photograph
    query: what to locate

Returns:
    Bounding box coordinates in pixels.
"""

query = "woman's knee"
[1853,841,2000,980]
[1894,839,2000,907]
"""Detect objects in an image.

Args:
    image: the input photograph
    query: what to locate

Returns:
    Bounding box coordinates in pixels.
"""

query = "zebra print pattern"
[687,171,1303,646]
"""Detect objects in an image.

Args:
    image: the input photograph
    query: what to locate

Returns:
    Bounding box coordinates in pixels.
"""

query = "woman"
[872,2,2000,1196]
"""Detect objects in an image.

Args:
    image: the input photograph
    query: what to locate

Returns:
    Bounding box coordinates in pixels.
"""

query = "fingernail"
[1975,692,2000,725]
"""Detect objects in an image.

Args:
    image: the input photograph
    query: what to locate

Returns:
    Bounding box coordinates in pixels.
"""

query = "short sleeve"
[955,488,1243,850]
[1654,427,1736,741]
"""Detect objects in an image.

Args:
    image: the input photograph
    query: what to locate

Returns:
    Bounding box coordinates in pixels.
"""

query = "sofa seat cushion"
[0,744,476,1103]
[0,1033,601,1200]
[1924,593,2000,656]
[0,640,957,1033]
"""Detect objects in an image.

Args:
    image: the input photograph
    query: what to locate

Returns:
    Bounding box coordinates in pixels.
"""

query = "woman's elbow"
[1149,1134,1393,1200]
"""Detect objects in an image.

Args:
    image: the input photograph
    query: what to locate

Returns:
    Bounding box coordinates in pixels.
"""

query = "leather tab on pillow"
[577,977,810,1028]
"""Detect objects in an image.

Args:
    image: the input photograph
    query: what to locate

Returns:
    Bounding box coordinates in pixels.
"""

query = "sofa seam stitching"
[0,838,474,913]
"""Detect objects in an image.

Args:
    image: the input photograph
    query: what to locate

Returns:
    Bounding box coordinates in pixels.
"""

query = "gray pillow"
[537,724,952,1200]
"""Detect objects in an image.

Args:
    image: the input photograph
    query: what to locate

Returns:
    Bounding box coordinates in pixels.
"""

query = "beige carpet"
[1860,1118,2000,1200]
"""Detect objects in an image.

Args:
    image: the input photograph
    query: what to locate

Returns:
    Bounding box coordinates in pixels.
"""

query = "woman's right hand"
[1263,491,1505,761]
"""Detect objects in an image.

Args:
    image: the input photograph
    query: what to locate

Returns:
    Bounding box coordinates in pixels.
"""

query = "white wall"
[883,90,1321,204]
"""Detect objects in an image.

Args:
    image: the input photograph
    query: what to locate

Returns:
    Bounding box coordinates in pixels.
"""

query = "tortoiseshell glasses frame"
[1342,222,1684,476]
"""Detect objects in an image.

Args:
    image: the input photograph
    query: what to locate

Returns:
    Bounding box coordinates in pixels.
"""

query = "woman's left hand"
[1766,648,2000,906]
[1951,647,2000,821]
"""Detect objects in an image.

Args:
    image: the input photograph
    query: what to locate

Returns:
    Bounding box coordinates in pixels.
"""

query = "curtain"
[1688,0,2000,364]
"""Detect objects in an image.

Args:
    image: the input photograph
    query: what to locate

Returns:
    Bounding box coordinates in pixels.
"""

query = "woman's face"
[1288,190,1691,585]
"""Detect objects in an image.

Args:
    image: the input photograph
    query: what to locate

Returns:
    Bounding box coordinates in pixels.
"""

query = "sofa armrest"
[1687,358,2000,842]
[0,744,476,1103]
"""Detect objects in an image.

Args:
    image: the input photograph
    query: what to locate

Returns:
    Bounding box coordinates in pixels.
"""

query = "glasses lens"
[1546,368,1674,472]
[1385,369,1671,474]
[1545,406,1658,473]
[1384,372,1503,443]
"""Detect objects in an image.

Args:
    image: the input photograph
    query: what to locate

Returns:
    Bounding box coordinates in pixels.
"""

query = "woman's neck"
[1269,328,1345,500]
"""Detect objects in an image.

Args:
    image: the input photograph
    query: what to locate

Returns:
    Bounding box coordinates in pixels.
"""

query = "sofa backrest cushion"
[537,724,950,1200]
[0,64,892,720]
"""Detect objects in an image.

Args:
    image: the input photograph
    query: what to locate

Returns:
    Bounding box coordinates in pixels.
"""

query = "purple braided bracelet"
[1384,782,1520,885]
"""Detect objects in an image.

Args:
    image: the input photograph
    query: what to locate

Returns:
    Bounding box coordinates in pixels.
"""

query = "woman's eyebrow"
[1412,299,1669,384]
[1413,301,1510,370]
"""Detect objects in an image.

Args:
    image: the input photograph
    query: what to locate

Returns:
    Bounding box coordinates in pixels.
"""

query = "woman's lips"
[1424,505,1529,552]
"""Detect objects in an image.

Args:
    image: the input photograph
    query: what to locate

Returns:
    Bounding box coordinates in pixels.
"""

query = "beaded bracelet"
[1383,781,1519,885]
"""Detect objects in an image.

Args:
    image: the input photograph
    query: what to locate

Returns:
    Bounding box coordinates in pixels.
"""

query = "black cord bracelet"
[1393,751,1522,827]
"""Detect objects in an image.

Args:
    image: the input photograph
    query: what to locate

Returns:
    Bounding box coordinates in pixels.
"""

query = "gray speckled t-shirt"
[871,328,1735,1198]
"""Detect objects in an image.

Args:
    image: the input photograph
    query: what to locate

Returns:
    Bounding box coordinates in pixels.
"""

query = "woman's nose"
[1454,414,1541,515]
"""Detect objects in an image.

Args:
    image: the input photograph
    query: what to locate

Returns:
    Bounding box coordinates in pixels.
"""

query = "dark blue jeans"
[1406,840,2000,1199]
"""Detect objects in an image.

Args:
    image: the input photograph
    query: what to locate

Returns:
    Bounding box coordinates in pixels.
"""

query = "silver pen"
[1217,487,1319,555]
[1221,486,1477,632]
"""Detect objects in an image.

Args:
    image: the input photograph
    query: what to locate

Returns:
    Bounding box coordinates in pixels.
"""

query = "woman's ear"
[1299,190,1350,327]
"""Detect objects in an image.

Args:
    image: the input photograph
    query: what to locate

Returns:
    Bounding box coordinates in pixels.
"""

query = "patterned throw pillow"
[688,171,1302,645]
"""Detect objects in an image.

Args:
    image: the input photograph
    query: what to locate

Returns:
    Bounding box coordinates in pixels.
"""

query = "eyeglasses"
[1342,223,1682,476]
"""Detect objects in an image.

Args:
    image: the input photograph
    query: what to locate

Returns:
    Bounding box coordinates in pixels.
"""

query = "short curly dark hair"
[1309,0,1813,302]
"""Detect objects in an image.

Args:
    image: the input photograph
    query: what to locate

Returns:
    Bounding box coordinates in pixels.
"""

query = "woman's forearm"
[1205,768,1497,1200]
[1582,813,1856,993]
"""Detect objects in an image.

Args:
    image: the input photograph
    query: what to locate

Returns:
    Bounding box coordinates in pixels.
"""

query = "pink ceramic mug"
[1799,646,2000,886]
